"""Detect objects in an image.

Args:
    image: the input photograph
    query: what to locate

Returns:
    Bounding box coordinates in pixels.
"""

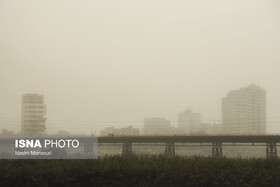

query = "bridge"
[97,135,280,158]
[1,135,279,158]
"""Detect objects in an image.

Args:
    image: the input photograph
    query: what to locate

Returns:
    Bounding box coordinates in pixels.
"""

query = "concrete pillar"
[266,142,277,158]
[165,142,175,156]
[84,143,93,156]
[122,142,132,157]
[212,142,222,157]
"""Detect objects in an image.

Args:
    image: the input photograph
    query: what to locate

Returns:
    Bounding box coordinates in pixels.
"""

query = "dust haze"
[0,0,280,135]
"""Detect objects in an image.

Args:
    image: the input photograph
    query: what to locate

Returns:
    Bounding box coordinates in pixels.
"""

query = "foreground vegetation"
[1,155,280,186]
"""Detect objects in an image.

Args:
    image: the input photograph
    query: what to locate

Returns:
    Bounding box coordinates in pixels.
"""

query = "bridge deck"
[98,135,280,143]
[1,135,280,144]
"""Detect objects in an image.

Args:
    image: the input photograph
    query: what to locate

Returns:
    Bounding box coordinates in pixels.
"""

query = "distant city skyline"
[0,83,275,136]
[4,84,268,136]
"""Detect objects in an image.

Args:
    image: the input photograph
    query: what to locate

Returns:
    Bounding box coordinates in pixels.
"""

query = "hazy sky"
[0,0,280,134]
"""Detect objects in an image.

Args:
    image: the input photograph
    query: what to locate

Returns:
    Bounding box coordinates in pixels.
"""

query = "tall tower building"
[222,84,266,134]
[21,94,47,135]
[177,109,201,134]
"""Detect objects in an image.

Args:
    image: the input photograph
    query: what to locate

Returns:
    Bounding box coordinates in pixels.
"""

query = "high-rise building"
[222,84,266,134]
[177,109,201,134]
[21,94,47,135]
[143,118,171,135]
